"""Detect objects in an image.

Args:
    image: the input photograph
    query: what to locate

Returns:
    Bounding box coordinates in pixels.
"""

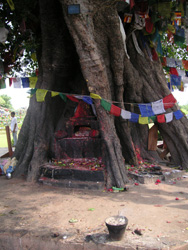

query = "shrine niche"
[39,100,106,189]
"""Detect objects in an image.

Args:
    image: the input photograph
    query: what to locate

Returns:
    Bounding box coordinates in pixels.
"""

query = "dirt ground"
[0,173,188,250]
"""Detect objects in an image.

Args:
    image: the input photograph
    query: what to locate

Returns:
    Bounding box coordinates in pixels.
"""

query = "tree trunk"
[13,0,188,188]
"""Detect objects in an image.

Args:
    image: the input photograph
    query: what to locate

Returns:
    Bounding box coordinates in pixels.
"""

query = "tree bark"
[13,0,188,187]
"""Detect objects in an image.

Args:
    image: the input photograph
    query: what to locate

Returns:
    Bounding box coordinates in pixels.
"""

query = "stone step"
[38,177,104,190]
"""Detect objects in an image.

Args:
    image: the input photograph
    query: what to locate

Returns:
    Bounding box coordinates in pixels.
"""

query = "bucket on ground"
[105,215,128,241]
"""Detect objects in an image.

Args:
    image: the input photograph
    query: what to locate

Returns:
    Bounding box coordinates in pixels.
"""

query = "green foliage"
[0,96,5,106]
[180,105,188,115]
[0,94,13,109]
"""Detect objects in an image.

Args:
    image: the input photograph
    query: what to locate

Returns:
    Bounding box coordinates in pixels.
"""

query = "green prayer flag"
[148,116,156,123]
[59,93,67,102]
[101,99,111,111]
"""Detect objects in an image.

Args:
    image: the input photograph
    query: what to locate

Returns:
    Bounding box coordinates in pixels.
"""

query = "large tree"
[1,0,188,188]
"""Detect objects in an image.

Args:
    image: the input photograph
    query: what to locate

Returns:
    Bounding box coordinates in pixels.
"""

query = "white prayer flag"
[165,112,173,123]
[121,109,131,119]
[13,78,22,88]
[152,99,165,115]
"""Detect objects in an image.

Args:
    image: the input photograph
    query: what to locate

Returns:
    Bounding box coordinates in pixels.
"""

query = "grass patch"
[0,129,8,148]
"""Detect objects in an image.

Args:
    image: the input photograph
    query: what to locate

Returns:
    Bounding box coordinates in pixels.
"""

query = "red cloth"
[161,57,167,67]
[145,17,153,34]
[152,48,158,61]
[110,104,121,117]
[67,95,79,102]
[170,68,178,76]
[9,78,13,87]
[157,114,166,123]
[163,93,177,109]
[182,60,188,70]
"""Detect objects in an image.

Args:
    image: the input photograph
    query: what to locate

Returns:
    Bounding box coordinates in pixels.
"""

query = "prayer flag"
[182,60,188,70]
[9,78,13,87]
[157,114,165,123]
[0,79,6,89]
[148,116,156,123]
[139,115,148,124]
[67,95,79,102]
[170,74,181,86]
[130,113,139,123]
[7,0,15,11]
[166,58,176,68]
[121,109,131,120]
[152,99,165,115]
[161,57,167,67]
[100,99,111,111]
[21,77,30,88]
[29,77,37,88]
[163,93,177,109]
[169,68,178,76]
[51,91,59,97]
[59,93,67,102]
[165,112,173,123]
[13,78,22,88]
[138,104,154,117]
[36,89,48,102]
[110,104,121,117]
[83,96,93,105]
[174,110,184,120]
[90,93,101,99]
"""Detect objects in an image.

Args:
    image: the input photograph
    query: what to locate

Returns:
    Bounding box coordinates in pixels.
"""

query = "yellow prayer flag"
[139,115,148,125]
[90,93,101,99]
[7,0,15,10]
[51,91,59,97]
[29,77,37,88]
[36,89,48,102]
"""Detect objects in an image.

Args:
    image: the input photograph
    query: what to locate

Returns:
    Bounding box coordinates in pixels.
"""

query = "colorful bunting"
[90,93,101,99]
[157,114,166,123]
[151,99,165,115]
[163,93,177,109]
[51,91,59,97]
[121,109,131,120]
[130,113,139,123]
[21,77,30,88]
[29,77,37,88]
[82,96,93,105]
[59,93,67,102]
[67,95,79,102]
[36,89,48,102]
[139,115,148,124]
[165,112,173,123]
[13,78,21,88]
[138,104,154,117]
[174,110,184,120]
[101,99,111,112]
[110,104,121,117]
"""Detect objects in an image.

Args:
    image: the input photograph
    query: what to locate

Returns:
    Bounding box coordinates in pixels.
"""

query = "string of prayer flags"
[110,104,121,117]
[7,0,15,11]
[36,89,48,102]
[101,99,111,112]
[51,91,59,97]
[163,93,177,109]
[29,77,37,88]
[157,114,166,123]
[165,112,173,123]
[59,93,67,102]
[174,110,184,120]
[170,74,181,86]
[90,93,101,99]
[21,77,30,88]
[151,99,165,115]
[138,104,154,117]
[121,109,131,120]
[130,113,139,123]
[139,115,148,124]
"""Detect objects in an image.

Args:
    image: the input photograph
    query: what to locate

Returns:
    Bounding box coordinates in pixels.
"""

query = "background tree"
[0,94,13,109]
[0,0,188,188]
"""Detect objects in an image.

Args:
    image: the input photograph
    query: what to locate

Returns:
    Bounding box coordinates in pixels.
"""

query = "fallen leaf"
[88,208,95,211]
[69,218,78,223]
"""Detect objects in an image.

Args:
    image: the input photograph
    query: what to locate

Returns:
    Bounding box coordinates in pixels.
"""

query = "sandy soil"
[0,174,188,249]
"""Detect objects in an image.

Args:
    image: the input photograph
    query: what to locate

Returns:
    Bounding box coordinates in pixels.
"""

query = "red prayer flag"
[170,68,178,76]
[161,57,167,67]
[157,114,166,123]
[9,78,13,87]
[110,104,121,117]
[182,60,188,70]
[67,95,79,102]
[163,93,177,109]
[130,0,135,9]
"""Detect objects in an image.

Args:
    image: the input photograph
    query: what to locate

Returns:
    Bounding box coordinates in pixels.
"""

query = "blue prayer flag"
[170,74,181,86]
[21,77,30,88]
[82,96,93,105]
[138,104,154,117]
[174,110,184,120]
[130,113,139,123]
